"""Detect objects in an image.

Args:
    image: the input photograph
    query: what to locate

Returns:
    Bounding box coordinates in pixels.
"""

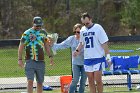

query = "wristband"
[76,49,79,52]
[18,59,22,60]
[106,54,111,62]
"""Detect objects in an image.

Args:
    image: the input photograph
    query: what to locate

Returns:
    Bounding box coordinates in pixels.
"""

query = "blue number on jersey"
[85,36,94,48]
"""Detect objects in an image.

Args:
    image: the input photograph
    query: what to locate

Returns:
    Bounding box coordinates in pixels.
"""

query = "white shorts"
[84,62,105,72]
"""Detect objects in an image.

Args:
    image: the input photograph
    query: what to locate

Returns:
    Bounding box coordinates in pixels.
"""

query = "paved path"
[0,75,140,89]
[0,76,60,89]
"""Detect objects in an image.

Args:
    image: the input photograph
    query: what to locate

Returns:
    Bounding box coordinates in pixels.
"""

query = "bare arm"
[44,41,54,65]
[73,42,84,57]
[101,42,110,55]
[76,42,84,52]
[101,42,112,67]
[18,42,24,68]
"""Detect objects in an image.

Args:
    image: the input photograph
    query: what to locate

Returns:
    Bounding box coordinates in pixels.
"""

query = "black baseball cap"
[33,16,43,26]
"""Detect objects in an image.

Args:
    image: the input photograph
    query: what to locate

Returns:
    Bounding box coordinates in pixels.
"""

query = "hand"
[49,57,54,66]
[45,37,54,46]
[106,54,111,64]
[107,61,113,70]
[107,61,112,68]
[73,51,80,57]
[18,60,24,68]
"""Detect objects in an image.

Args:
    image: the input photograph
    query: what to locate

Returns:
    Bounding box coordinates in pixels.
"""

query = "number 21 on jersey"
[85,36,94,48]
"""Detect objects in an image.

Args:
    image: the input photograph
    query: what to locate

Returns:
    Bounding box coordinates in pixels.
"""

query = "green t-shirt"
[20,28,48,61]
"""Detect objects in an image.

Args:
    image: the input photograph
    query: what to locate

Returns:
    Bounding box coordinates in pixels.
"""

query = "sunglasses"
[73,31,80,34]
[83,23,89,26]
[35,25,41,27]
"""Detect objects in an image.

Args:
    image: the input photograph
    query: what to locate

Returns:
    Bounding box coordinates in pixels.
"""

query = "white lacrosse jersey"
[80,23,109,59]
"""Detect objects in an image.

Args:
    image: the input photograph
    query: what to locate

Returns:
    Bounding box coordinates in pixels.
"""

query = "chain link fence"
[0,36,140,92]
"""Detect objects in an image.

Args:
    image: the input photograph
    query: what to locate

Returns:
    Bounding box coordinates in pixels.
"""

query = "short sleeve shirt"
[80,24,109,59]
[20,28,48,61]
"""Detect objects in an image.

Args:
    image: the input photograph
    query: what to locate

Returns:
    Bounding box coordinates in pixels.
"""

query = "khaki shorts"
[25,60,45,83]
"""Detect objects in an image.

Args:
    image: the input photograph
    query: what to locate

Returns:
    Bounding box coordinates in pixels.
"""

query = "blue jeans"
[69,65,87,93]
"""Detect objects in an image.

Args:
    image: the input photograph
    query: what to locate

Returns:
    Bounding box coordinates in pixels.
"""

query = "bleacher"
[103,55,140,90]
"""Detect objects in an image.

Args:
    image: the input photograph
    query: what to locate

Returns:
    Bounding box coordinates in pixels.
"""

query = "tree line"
[0,0,140,39]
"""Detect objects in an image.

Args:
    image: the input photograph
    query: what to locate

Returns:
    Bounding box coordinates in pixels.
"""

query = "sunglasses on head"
[73,31,80,34]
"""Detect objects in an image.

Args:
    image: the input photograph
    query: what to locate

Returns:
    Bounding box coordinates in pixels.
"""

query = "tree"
[0,0,12,39]
[121,0,140,35]
[1,0,140,39]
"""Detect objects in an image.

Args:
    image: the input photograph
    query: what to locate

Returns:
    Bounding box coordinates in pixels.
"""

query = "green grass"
[109,43,140,56]
[0,43,140,77]
[0,47,25,77]
[0,46,72,77]
[45,49,71,76]
[1,43,140,93]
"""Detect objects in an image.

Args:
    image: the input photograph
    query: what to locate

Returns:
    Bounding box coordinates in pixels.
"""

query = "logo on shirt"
[83,32,95,36]
[29,34,36,41]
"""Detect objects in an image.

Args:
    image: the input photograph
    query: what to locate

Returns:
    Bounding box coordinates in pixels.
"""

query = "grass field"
[0,43,140,76]
[110,43,140,56]
[0,47,72,77]
[0,42,140,92]
[0,43,140,77]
